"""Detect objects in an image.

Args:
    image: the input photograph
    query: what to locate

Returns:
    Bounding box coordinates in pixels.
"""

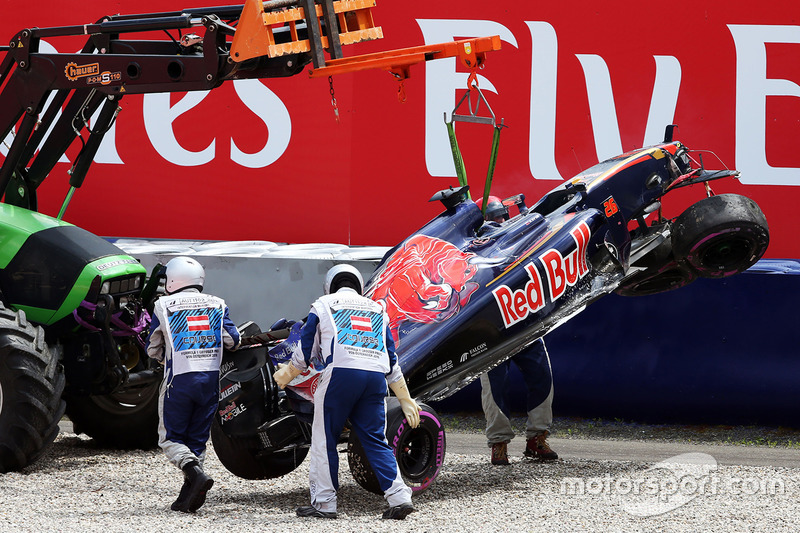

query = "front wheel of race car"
[348,399,446,496]
[0,306,65,473]
[672,194,769,278]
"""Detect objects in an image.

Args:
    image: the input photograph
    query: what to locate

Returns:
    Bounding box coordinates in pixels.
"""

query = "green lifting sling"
[444,82,506,216]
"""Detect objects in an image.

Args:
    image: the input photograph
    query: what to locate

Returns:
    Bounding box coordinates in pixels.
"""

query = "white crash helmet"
[164,256,205,294]
[324,264,364,295]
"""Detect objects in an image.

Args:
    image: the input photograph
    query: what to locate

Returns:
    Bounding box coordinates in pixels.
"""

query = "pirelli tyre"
[210,417,309,479]
[348,399,446,496]
[672,194,769,278]
[0,304,65,473]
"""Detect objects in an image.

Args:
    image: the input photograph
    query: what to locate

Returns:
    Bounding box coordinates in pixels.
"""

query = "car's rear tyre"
[210,417,308,479]
[348,399,446,496]
[672,194,769,278]
[0,305,65,473]
[64,381,160,449]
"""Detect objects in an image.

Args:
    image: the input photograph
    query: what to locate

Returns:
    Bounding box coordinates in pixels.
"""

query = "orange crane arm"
[230,0,501,79]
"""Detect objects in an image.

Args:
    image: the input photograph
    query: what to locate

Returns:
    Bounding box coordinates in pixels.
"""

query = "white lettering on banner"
[527,21,561,181]
[14,23,797,185]
[728,24,800,186]
[142,81,291,168]
[577,54,681,162]
[417,19,518,178]
[143,90,215,166]
[230,79,291,168]
[643,57,682,148]
[419,20,681,181]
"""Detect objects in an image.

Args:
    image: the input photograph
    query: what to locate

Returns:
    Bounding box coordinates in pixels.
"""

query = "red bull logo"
[492,221,591,328]
[367,235,480,343]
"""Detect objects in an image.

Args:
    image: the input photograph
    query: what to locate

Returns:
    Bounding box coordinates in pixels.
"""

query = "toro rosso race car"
[211,127,769,495]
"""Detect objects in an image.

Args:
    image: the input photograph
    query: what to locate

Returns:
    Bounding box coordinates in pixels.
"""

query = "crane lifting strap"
[444,82,506,211]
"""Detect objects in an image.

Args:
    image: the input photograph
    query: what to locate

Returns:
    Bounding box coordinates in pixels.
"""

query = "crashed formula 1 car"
[211,126,769,494]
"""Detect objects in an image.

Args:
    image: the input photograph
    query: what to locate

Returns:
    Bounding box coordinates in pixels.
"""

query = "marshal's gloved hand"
[273,362,302,389]
[388,376,421,428]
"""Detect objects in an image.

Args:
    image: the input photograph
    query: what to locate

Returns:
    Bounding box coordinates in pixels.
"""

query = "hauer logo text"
[492,221,591,328]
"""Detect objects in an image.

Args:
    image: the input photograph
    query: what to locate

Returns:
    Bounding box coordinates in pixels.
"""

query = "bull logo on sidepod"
[366,235,480,344]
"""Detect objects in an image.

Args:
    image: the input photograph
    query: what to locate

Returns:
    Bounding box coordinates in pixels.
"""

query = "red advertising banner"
[2,1,797,257]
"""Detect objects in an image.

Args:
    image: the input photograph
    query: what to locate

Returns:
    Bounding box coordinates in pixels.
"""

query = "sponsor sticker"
[219,381,241,401]
[96,258,139,271]
[493,221,591,328]
[218,400,247,424]
[64,61,100,81]
[86,70,122,85]
[426,359,453,381]
[459,342,488,363]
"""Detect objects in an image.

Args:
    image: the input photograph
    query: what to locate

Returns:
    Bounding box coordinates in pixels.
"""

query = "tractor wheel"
[0,304,65,473]
[64,381,160,449]
[348,399,446,496]
[210,417,308,479]
[672,194,769,278]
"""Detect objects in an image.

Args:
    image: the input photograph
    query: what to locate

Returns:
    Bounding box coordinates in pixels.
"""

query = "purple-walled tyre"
[672,194,769,278]
[348,399,446,496]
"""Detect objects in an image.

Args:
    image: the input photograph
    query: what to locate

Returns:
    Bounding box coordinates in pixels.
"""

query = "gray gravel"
[2,417,799,533]
[443,413,800,448]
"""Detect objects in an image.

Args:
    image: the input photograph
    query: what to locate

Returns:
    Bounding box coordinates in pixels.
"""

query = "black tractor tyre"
[210,417,308,479]
[348,399,446,496]
[64,381,160,449]
[0,304,66,473]
[672,194,769,278]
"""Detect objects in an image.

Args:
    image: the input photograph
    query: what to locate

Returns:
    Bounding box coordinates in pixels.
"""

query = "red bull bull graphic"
[492,221,591,328]
[366,234,481,344]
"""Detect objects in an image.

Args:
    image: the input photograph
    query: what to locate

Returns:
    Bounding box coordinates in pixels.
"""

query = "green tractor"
[0,2,327,472]
[0,204,162,471]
